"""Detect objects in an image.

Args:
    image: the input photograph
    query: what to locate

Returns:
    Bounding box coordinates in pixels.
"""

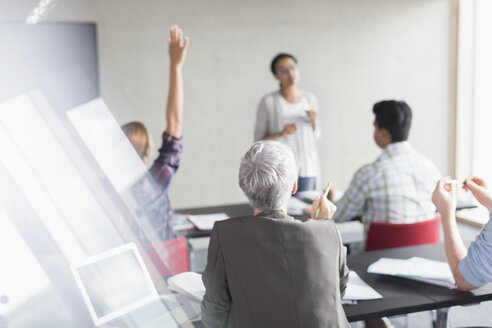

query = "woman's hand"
[282,124,297,136]
[305,110,316,130]
[463,176,492,211]
[432,177,457,218]
[168,25,189,69]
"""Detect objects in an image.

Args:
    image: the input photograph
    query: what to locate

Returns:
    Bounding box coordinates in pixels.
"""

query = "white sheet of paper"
[188,213,229,230]
[368,257,454,280]
[343,271,383,301]
[167,272,205,302]
[335,221,364,244]
[287,197,310,216]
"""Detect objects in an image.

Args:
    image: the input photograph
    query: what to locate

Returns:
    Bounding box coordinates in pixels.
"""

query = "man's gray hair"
[239,141,297,211]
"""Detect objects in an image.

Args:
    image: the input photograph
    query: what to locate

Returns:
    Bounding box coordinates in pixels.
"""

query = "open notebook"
[367,257,457,289]
[343,271,382,302]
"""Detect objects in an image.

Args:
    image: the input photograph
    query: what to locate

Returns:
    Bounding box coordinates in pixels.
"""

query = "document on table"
[167,272,205,302]
[336,221,364,244]
[343,271,382,301]
[188,213,229,230]
[367,257,457,289]
[287,197,310,216]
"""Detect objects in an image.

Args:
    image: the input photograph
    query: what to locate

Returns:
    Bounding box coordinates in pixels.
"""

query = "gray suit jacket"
[201,210,350,328]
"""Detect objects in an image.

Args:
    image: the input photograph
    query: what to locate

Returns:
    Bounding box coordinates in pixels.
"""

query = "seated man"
[433,176,492,290]
[121,25,189,242]
[331,100,441,232]
[201,141,349,328]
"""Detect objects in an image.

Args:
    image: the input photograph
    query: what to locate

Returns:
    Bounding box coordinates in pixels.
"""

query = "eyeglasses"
[276,64,297,75]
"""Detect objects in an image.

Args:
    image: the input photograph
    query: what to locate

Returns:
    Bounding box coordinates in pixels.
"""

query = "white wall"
[1,0,452,208]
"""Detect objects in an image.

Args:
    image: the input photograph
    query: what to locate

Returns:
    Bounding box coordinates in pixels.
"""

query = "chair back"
[365,215,441,251]
[143,236,189,277]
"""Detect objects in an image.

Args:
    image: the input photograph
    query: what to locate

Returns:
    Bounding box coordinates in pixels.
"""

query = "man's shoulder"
[281,218,340,237]
[215,214,336,231]
[401,146,441,177]
[214,215,276,229]
[353,161,379,181]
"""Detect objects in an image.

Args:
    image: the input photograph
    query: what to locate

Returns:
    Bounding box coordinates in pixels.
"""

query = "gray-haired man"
[201,141,349,328]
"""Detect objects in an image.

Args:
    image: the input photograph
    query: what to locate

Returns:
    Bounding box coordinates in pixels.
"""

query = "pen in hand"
[315,181,332,218]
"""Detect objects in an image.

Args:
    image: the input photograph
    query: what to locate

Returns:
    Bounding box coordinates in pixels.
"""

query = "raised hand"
[463,175,492,211]
[168,24,189,68]
[432,177,457,218]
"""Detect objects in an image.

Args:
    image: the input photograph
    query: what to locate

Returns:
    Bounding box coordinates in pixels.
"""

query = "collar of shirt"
[381,141,413,158]
[255,209,292,220]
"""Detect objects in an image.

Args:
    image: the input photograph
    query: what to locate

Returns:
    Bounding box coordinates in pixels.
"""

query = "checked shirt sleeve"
[149,132,183,191]
[333,165,372,222]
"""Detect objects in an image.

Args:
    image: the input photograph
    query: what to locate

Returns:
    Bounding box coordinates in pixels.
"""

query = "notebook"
[343,271,383,301]
[167,272,205,302]
[71,243,179,327]
[188,213,229,230]
[367,257,457,289]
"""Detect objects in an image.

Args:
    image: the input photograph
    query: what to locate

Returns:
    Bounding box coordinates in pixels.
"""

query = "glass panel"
[0,94,122,259]
[0,207,86,328]
[472,0,492,184]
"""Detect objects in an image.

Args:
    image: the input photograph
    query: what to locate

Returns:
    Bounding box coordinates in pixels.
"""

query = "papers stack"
[336,221,364,244]
[368,257,457,289]
[287,197,310,216]
[167,272,206,302]
[188,213,229,230]
[343,271,383,302]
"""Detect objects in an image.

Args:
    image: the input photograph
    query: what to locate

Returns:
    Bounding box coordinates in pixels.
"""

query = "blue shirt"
[459,211,492,287]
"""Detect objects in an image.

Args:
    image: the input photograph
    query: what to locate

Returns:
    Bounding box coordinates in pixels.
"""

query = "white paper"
[287,197,310,216]
[188,213,229,230]
[343,271,382,301]
[336,221,364,244]
[368,257,454,280]
[167,272,205,302]
[294,190,320,203]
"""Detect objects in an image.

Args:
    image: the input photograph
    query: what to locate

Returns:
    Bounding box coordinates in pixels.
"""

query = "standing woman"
[254,53,321,192]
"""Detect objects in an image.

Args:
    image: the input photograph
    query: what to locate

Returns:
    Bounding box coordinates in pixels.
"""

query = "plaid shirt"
[333,141,440,232]
[130,132,183,243]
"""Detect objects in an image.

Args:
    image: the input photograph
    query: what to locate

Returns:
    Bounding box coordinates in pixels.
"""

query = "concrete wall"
[1,0,452,208]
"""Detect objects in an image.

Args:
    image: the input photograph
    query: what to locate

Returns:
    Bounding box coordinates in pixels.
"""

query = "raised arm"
[165,25,189,139]
[432,177,476,290]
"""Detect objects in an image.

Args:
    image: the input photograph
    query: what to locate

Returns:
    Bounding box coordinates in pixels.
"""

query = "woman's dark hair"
[372,100,412,142]
[270,53,297,75]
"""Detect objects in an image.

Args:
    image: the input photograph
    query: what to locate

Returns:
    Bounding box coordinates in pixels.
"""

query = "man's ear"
[291,180,298,195]
[381,128,392,144]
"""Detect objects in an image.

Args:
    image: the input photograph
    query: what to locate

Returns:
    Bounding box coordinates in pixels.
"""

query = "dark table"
[176,206,492,327]
[174,203,253,238]
[345,243,492,326]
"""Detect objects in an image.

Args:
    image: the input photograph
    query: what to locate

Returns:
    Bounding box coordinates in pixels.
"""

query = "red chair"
[365,216,441,251]
[143,236,189,277]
